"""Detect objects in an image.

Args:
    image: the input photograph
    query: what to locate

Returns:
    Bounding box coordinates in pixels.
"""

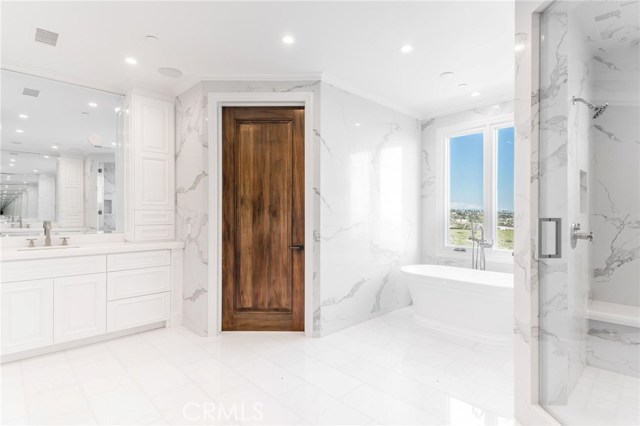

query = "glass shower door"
[538,1,640,425]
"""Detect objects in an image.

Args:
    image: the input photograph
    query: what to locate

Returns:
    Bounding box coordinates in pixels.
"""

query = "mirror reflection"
[0,70,124,236]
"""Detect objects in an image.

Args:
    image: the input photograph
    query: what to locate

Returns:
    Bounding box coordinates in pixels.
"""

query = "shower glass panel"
[538,1,640,425]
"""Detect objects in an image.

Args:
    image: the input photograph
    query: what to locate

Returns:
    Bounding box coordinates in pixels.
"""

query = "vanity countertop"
[0,240,185,262]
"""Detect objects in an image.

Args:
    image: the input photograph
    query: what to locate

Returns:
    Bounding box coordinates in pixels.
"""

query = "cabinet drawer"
[106,292,170,333]
[107,250,170,271]
[134,225,174,241]
[107,266,170,301]
[1,256,105,283]
[135,210,175,225]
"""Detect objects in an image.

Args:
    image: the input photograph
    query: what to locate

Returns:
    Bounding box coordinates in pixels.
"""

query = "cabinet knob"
[60,237,70,246]
[26,238,37,248]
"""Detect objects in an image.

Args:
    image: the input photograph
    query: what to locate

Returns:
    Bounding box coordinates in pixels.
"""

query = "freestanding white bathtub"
[401,265,513,344]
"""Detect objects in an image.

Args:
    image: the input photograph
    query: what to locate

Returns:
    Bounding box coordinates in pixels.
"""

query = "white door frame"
[207,92,314,337]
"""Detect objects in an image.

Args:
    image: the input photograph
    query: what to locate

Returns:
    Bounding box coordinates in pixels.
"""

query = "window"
[440,118,515,257]
[448,132,484,247]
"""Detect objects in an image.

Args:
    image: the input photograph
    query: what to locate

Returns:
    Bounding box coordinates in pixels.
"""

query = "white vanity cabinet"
[1,279,54,354]
[0,245,183,360]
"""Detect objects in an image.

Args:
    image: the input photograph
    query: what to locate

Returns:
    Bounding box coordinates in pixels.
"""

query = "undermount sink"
[17,245,80,251]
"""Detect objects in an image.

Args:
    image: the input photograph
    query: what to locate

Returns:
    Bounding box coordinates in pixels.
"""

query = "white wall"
[175,80,421,337]
[316,82,420,335]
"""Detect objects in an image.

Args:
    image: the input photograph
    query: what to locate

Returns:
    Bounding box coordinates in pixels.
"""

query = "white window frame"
[435,115,514,263]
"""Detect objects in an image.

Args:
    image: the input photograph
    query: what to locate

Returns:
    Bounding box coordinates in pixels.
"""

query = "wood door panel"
[222,107,304,331]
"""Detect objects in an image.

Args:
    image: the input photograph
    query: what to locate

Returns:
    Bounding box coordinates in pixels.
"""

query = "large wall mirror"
[1,70,124,236]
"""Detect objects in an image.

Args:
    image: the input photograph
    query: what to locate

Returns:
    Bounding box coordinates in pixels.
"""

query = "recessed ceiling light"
[10,158,15,162]
[16,129,24,133]
[23,182,27,184]
[51,145,58,149]
[9,164,15,167]
[514,44,525,51]
[125,57,138,65]
[355,123,361,127]
[158,67,183,78]
[88,102,98,108]
[400,45,414,53]
[282,35,295,44]
[18,114,28,119]
[114,107,122,113]
[33,169,38,173]
[471,92,480,97]
[439,72,454,79]
[43,155,49,159]
[458,83,468,88]
[112,142,117,146]
[493,104,501,109]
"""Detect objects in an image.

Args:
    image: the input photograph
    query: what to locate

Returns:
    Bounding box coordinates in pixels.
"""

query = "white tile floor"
[544,365,640,426]
[1,307,515,425]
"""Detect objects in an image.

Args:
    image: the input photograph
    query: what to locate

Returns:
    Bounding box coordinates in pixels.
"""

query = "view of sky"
[450,127,514,212]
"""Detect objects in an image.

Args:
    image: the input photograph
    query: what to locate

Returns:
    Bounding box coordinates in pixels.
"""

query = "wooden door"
[222,107,305,331]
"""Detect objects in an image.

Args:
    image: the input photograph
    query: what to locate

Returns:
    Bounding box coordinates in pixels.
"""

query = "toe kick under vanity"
[0,241,184,363]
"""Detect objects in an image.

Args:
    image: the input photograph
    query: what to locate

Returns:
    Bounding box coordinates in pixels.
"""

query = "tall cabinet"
[125,93,175,241]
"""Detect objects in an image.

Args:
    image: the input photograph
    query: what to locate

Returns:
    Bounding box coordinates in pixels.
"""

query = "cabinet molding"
[54,274,107,343]
[1,279,54,355]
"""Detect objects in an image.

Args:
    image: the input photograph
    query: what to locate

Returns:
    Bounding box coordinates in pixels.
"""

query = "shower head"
[592,103,608,119]
[572,96,608,119]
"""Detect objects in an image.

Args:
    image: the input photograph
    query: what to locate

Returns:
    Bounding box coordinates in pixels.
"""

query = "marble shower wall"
[316,82,420,336]
[420,101,514,273]
[515,3,640,423]
[586,0,640,376]
[175,80,420,337]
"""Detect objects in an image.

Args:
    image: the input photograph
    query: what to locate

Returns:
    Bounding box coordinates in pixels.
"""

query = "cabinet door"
[54,273,106,343]
[1,279,54,355]
[133,95,175,211]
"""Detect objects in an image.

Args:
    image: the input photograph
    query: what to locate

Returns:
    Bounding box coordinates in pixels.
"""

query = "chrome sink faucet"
[43,220,52,246]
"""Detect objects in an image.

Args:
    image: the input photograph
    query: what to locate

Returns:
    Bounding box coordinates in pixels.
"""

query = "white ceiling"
[1,1,515,119]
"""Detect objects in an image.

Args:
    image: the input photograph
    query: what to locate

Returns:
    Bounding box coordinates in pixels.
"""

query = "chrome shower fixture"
[572,96,608,119]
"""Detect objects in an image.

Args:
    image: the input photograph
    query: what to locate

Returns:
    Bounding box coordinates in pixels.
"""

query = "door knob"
[289,244,304,252]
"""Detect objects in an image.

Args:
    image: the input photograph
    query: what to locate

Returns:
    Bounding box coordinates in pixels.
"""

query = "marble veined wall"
[316,82,420,335]
[586,0,640,377]
[175,80,420,337]
[175,82,208,335]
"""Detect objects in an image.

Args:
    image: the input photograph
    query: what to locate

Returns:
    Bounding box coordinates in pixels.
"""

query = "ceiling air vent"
[35,28,59,46]
[22,88,40,97]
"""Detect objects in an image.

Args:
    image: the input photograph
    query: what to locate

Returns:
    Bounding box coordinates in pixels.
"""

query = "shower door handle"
[539,218,562,258]
[289,244,304,252]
